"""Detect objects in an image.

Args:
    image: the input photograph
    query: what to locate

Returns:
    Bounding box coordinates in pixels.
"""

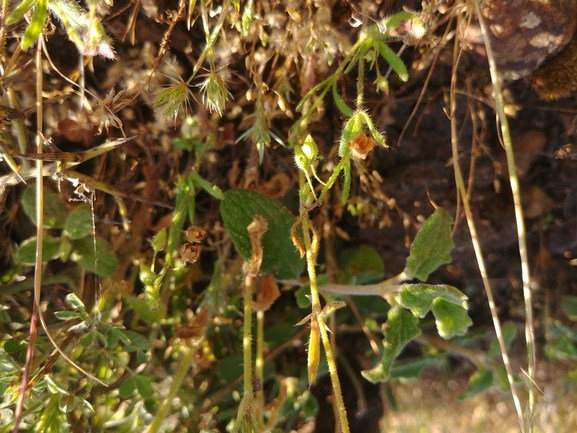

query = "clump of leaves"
[15,185,118,277]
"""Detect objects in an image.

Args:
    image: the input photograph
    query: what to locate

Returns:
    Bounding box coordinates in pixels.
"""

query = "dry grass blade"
[472,0,536,430]
[449,11,525,432]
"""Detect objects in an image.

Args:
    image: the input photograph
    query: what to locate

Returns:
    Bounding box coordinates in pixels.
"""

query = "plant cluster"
[2,0,575,432]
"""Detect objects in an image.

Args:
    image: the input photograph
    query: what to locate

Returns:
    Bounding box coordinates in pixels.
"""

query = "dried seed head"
[197,69,232,116]
[185,226,207,243]
[181,243,201,264]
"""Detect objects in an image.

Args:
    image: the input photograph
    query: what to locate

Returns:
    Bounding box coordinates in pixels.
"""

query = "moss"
[529,36,577,100]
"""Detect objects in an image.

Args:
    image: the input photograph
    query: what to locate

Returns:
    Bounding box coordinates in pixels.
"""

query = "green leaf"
[431,298,472,339]
[390,357,439,379]
[459,369,493,400]
[338,112,364,158]
[21,0,47,49]
[404,208,454,281]
[119,376,136,398]
[7,0,38,24]
[150,228,167,253]
[65,293,85,312]
[54,311,81,321]
[16,235,62,264]
[339,245,385,279]
[400,283,468,318]
[71,237,118,277]
[374,40,408,82]
[217,353,244,384]
[78,332,94,347]
[4,339,28,354]
[361,306,421,383]
[135,375,154,399]
[64,205,94,239]
[561,295,577,320]
[191,171,224,200]
[121,292,167,324]
[220,189,305,279]
[332,86,353,117]
[21,185,67,228]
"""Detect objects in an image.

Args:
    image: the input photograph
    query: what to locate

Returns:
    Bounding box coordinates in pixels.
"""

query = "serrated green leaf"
[332,86,353,117]
[64,205,94,239]
[16,235,62,264]
[119,377,136,398]
[21,185,67,228]
[400,283,468,318]
[220,189,305,279]
[71,237,118,277]
[459,369,493,400]
[404,208,454,281]
[361,306,421,383]
[431,298,472,339]
[21,0,47,49]
[135,375,154,399]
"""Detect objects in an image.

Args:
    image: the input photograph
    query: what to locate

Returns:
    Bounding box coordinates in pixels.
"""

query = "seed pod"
[307,318,321,386]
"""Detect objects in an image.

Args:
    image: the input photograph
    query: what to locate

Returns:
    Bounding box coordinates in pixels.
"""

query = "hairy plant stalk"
[255,309,265,428]
[232,273,256,432]
[145,346,195,433]
[473,1,535,428]
[300,212,350,433]
[318,315,349,433]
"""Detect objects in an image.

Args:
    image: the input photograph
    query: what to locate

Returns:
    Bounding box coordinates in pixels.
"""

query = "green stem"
[146,347,195,433]
[187,0,232,83]
[318,155,350,204]
[232,273,256,432]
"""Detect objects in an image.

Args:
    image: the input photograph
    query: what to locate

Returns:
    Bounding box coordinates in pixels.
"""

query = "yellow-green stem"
[318,315,349,433]
[145,346,195,433]
[232,273,256,433]
[255,309,265,428]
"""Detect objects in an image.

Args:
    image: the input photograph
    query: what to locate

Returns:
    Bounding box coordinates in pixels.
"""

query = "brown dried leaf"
[253,273,281,311]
